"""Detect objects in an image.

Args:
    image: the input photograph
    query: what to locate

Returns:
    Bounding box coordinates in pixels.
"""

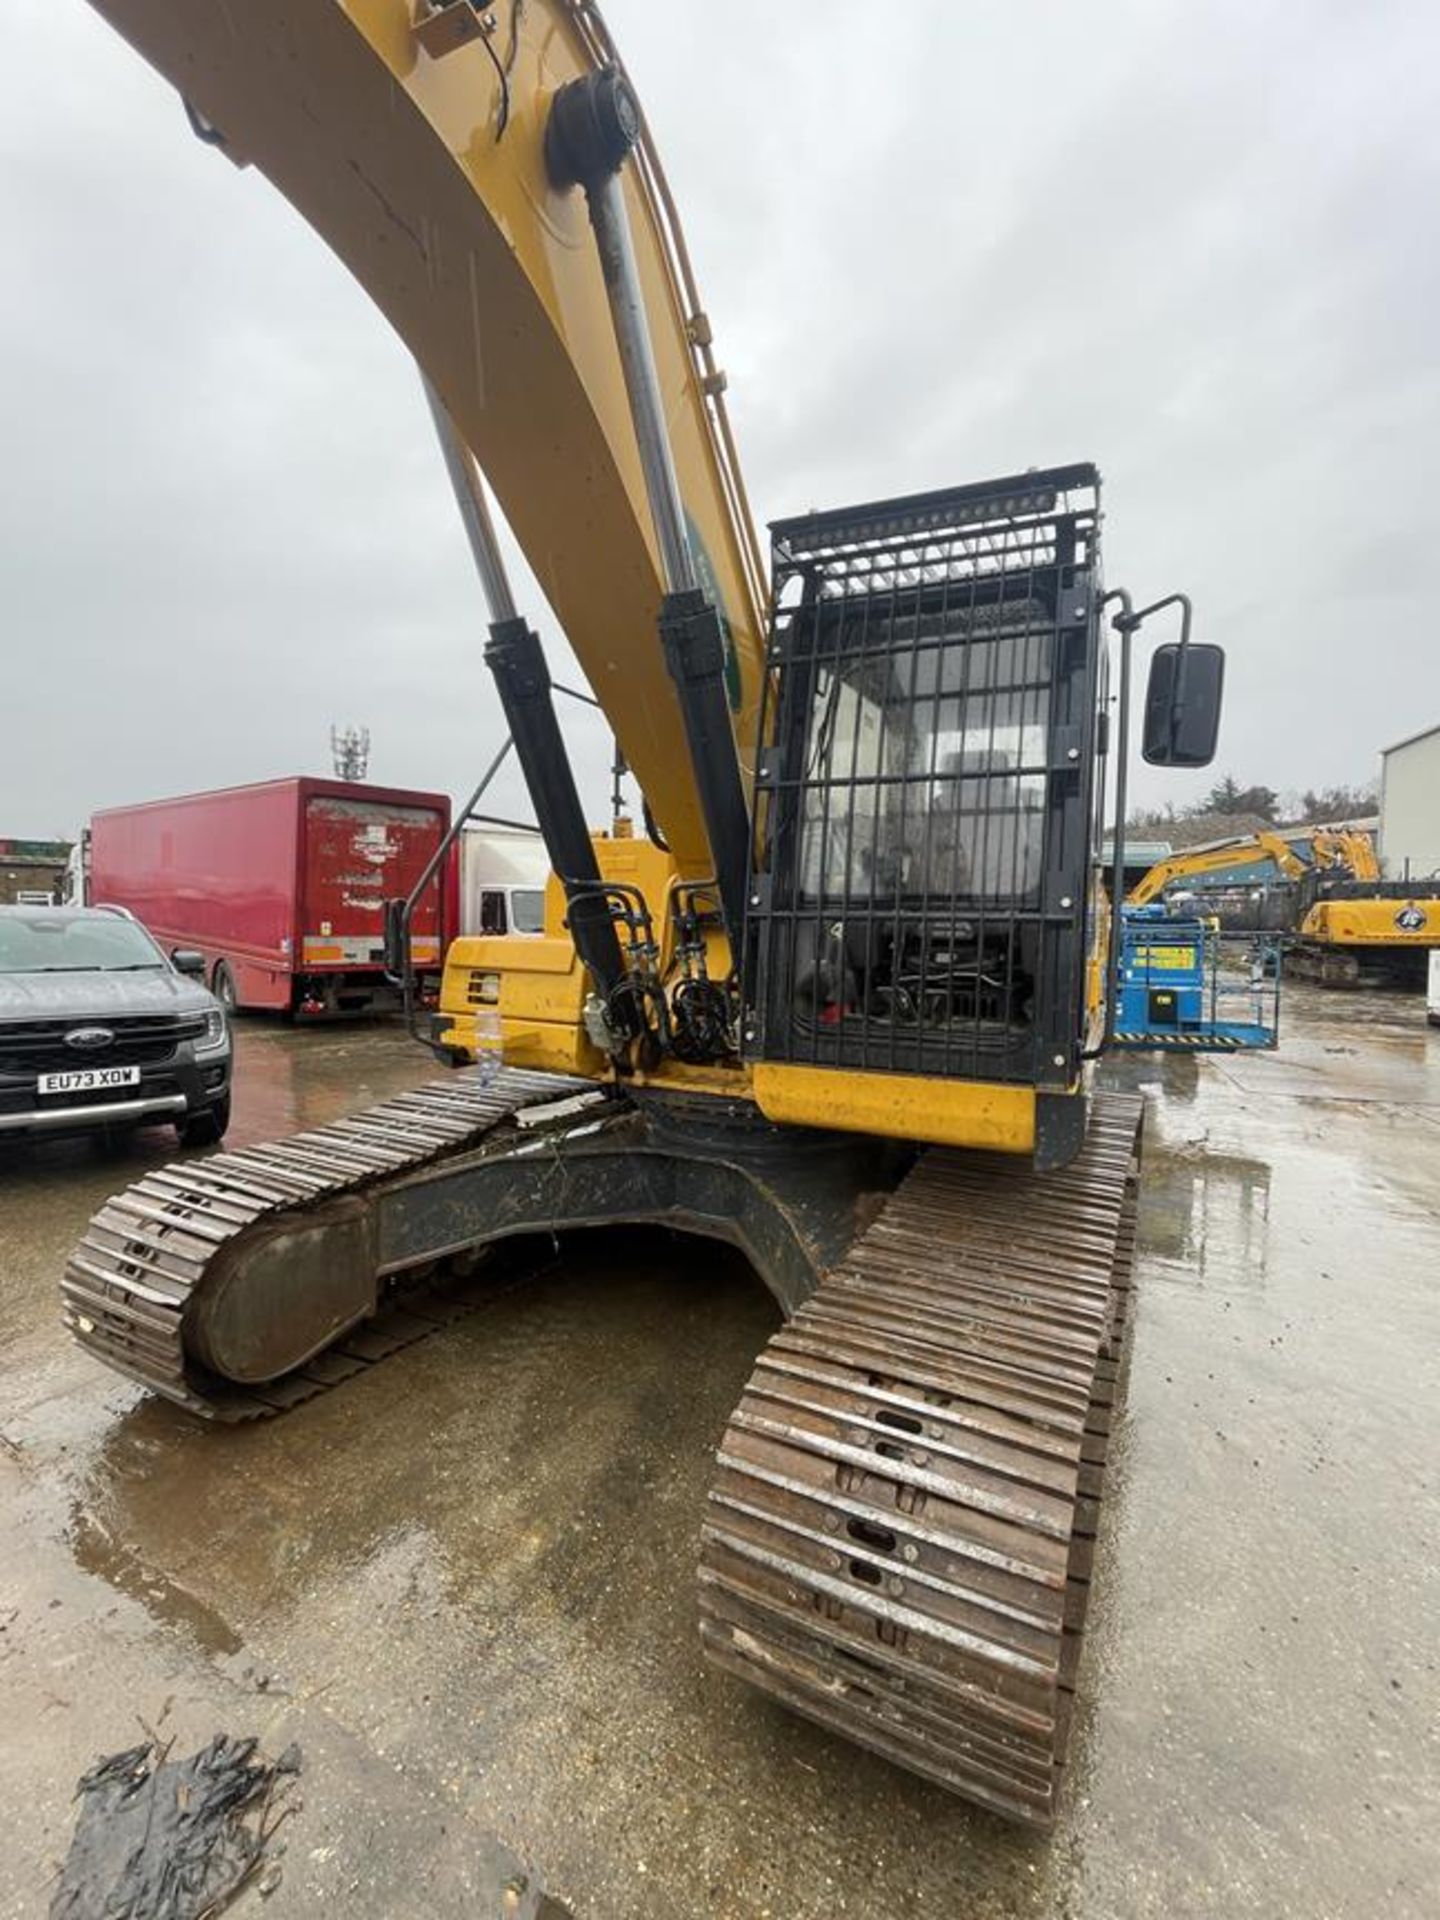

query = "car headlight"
[196,1008,229,1052]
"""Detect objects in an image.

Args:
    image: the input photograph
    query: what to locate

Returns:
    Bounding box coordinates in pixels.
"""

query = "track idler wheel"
[185,1197,378,1385]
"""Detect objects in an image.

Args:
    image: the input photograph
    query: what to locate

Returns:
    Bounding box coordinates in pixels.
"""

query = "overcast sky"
[3,0,1438,840]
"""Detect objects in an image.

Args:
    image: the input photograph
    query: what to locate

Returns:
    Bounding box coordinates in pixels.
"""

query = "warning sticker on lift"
[1130,945,1198,971]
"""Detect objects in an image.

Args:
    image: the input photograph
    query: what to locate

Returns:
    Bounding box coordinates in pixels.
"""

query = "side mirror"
[383,897,408,983]
[1142,642,1225,767]
[171,948,206,977]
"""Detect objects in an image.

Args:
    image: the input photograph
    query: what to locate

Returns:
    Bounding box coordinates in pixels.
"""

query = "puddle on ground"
[68,1505,244,1661]
[1138,1142,1274,1283]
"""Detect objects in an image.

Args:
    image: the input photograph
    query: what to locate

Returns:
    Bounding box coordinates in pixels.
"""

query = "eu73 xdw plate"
[38,1066,142,1095]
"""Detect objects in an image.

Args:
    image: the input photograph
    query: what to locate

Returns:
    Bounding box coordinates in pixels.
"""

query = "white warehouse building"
[1380,722,1440,881]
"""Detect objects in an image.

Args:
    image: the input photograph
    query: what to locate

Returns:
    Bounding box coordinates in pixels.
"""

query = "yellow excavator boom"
[1126,830,1309,905]
[89,0,765,878]
[1310,826,1380,882]
[1126,823,1377,905]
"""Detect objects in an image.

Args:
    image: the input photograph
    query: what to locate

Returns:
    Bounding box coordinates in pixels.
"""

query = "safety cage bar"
[743,463,1104,1088]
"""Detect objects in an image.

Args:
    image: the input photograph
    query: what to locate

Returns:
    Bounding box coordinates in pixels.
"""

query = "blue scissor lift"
[1113,905,1279,1052]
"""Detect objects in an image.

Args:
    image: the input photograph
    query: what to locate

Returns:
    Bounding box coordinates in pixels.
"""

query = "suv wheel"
[178,1095,230,1149]
[212,961,238,1011]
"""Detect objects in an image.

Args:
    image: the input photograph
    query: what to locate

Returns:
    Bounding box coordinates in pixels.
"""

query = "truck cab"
[475,883,546,937]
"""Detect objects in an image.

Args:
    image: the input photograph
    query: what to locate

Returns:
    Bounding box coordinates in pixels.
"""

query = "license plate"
[37,1066,142,1096]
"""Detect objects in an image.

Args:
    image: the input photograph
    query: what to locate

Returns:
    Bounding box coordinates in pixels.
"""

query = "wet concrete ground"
[2,993,1438,1917]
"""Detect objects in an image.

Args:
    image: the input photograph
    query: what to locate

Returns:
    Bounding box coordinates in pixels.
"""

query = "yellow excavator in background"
[62,0,1228,1825]
[1128,825,1440,986]
[1125,826,1377,905]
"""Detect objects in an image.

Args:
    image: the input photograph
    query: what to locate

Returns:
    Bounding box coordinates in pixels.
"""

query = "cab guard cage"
[744,463,1104,1089]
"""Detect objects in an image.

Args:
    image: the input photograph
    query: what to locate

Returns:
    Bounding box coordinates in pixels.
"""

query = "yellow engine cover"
[436,833,716,1079]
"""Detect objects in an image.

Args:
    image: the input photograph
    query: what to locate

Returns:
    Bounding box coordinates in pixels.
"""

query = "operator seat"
[919,748,1044,902]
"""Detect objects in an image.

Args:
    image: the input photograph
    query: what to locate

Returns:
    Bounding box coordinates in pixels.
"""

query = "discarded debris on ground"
[51,1732,300,1920]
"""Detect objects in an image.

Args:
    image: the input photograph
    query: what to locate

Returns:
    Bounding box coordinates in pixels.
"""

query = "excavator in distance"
[1129,826,1440,987]
[1125,825,1380,906]
[62,0,1227,1826]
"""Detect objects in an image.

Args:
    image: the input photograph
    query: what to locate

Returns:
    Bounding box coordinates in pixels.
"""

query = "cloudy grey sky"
[3,0,1438,839]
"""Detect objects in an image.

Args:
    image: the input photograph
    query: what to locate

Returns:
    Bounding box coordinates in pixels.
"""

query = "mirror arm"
[1096,587,1196,1054]
[1127,591,1193,757]
[1096,588,1135,1055]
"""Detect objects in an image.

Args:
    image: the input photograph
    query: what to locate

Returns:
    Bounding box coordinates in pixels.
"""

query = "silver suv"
[0,905,232,1145]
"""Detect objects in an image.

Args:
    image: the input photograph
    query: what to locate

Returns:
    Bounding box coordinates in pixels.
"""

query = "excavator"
[60,0,1227,1826]
[1129,826,1440,986]
[1125,825,1378,905]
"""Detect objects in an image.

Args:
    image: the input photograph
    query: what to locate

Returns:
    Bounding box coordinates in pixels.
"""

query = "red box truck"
[89,778,452,1017]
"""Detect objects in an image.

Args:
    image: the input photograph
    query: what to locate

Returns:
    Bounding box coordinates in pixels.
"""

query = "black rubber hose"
[642,796,670,852]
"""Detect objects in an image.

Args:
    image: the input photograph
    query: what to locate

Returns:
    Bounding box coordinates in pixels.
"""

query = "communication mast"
[330,725,371,781]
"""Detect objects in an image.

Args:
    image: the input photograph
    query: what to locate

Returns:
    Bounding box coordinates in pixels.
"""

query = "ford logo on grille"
[64,1026,115,1052]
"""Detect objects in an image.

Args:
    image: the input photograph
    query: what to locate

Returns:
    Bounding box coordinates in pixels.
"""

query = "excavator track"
[66,1062,1143,1825]
[61,1069,585,1421]
[698,1091,1143,1826]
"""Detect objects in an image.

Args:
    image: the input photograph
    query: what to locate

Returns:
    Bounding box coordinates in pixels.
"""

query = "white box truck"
[459,822,548,936]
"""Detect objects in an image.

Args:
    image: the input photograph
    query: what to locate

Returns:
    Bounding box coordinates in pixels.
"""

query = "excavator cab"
[746,466,1106,1162]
